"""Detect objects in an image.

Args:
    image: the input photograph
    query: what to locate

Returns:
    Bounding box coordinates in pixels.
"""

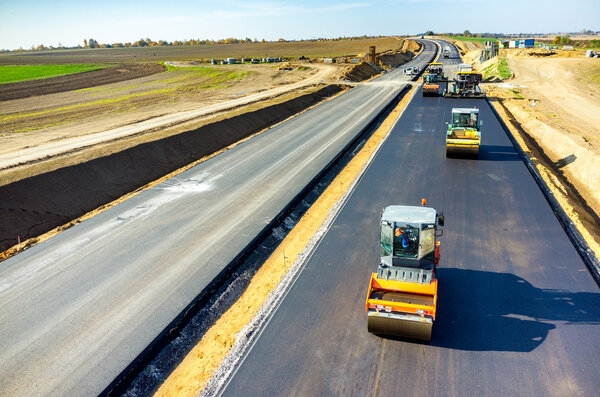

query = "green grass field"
[0,64,108,84]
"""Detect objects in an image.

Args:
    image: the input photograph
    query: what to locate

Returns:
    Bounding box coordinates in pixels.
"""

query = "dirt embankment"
[379,51,413,68]
[0,84,344,253]
[0,63,166,101]
[335,62,382,82]
[334,39,419,82]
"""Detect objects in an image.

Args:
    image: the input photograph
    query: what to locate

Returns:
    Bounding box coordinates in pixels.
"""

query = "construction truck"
[446,107,481,158]
[444,71,485,98]
[366,204,444,341]
[426,62,447,81]
[422,73,440,96]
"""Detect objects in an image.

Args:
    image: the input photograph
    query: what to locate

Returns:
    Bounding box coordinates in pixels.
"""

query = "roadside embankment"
[0,84,345,255]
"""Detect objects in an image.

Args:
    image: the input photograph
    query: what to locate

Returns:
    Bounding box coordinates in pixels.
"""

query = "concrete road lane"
[220,42,600,396]
[0,42,437,396]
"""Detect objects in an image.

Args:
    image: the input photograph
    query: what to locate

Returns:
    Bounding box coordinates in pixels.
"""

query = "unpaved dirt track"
[220,41,600,397]
[0,44,435,396]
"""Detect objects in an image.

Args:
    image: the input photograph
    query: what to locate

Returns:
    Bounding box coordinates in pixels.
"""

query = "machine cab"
[451,108,479,130]
[379,206,443,284]
[380,206,441,269]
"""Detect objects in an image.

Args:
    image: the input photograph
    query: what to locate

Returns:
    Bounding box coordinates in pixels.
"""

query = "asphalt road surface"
[0,42,436,396]
[220,41,600,396]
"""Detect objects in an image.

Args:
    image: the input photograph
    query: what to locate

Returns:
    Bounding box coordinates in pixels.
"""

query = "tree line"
[83,37,266,48]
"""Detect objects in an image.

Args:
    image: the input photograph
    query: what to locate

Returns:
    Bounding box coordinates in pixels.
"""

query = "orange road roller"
[365,204,444,341]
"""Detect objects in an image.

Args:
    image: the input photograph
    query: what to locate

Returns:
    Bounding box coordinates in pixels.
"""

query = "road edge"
[486,97,600,285]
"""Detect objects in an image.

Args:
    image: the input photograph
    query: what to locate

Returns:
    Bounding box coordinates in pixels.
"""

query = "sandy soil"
[0,62,337,173]
[507,57,600,149]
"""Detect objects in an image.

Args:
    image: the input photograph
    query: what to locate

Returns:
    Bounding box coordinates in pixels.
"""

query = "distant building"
[227,58,236,64]
[518,39,534,48]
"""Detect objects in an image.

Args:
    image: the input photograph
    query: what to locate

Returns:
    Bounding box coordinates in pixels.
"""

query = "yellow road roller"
[365,204,444,341]
[446,107,481,158]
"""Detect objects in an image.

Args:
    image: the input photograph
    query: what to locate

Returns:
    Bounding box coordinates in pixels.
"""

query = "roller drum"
[446,146,479,159]
[368,315,432,341]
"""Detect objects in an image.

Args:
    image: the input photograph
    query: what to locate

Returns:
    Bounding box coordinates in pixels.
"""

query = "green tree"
[463,29,472,37]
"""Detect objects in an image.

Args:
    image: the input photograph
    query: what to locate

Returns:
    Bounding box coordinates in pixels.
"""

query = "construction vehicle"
[422,73,440,96]
[426,62,447,81]
[446,107,481,158]
[365,203,444,341]
[444,71,485,98]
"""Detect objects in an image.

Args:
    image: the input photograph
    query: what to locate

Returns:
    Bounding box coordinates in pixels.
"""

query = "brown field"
[0,63,166,101]
[0,37,403,64]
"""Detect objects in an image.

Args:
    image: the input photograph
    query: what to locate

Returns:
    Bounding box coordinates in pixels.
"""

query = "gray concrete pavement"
[0,42,437,396]
[220,41,600,397]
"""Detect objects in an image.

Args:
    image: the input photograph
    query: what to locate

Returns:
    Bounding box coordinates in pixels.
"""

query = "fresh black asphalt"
[221,41,600,397]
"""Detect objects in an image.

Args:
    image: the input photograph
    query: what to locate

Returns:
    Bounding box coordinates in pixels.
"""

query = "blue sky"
[0,0,598,50]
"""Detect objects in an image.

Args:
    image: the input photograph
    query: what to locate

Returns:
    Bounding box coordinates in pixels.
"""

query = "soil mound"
[335,62,382,82]
[0,63,166,101]
[0,84,343,252]
[379,50,413,68]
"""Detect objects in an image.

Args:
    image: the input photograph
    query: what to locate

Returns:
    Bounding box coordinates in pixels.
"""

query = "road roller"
[426,62,447,81]
[365,204,444,341]
[446,107,481,158]
[422,73,440,96]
